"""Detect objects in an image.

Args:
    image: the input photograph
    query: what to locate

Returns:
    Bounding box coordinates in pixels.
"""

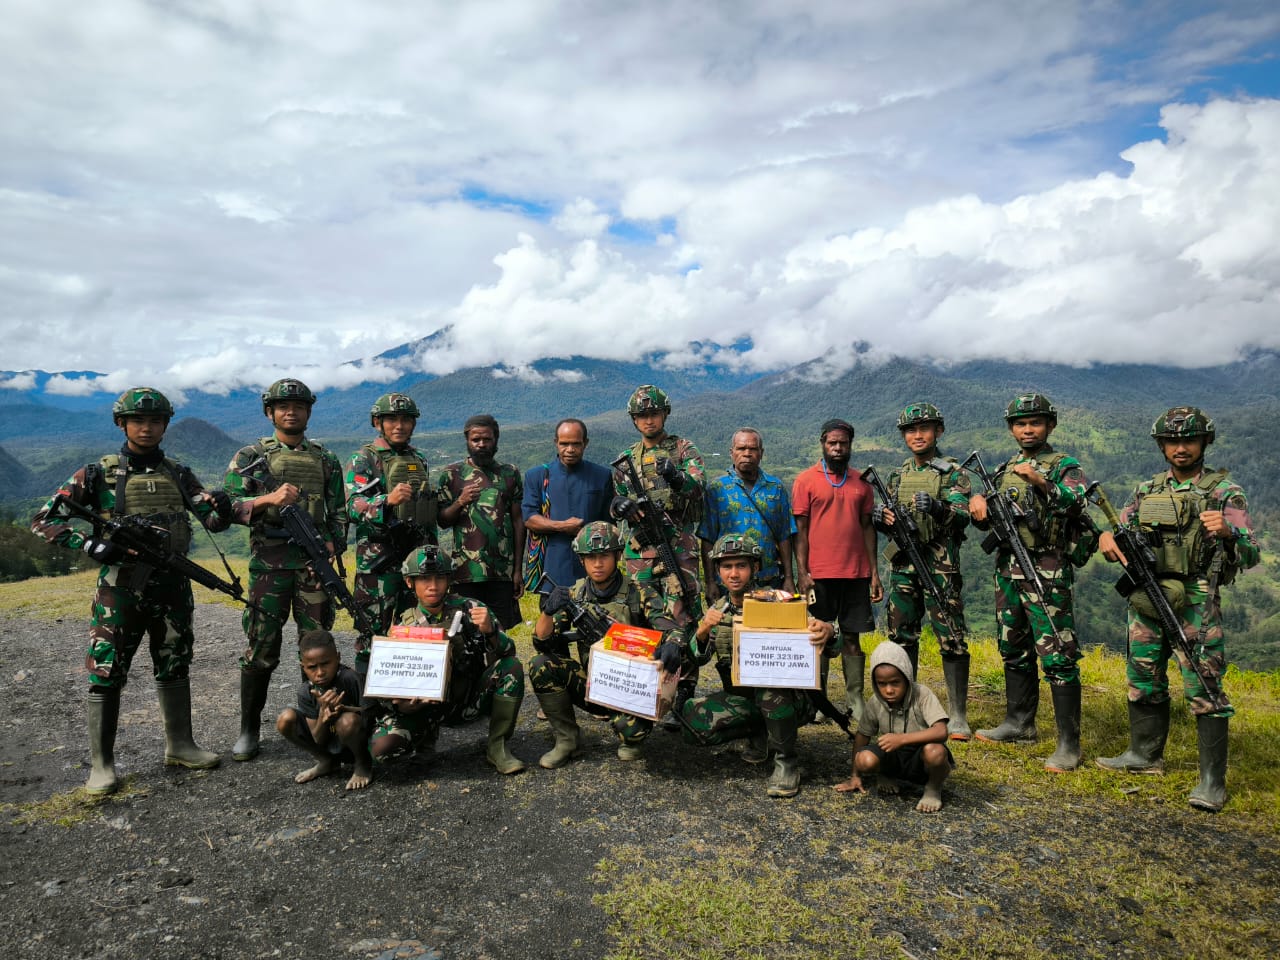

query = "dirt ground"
[2,604,1278,960]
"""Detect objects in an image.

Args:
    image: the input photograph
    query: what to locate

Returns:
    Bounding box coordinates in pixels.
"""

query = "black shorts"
[809,578,875,638]
[453,580,522,631]
[857,741,955,784]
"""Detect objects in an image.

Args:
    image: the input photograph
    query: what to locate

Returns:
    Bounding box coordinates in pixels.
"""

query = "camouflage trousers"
[886,565,968,658]
[86,570,196,689]
[240,563,335,674]
[994,569,1080,685]
[371,650,525,747]
[625,528,704,626]
[529,651,653,744]
[1126,579,1233,719]
[353,570,416,667]
[681,684,814,745]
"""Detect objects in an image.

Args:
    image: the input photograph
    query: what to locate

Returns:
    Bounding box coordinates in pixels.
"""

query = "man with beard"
[792,418,881,725]
[698,427,796,601]
[437,414,526,630]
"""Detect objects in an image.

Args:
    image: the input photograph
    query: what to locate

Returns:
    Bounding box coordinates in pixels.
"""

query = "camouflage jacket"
[224,436,347,569]
[345,436,437,573]
[436,458,523,584]
[884,455,971,571]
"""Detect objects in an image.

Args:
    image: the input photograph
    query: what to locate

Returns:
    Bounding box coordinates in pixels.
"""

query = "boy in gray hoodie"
[834,640,954,812]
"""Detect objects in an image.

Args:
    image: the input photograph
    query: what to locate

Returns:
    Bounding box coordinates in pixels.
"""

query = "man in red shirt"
[793,419,882,724]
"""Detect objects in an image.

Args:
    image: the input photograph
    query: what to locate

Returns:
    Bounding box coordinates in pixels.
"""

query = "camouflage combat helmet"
[897,401,944,431]
[112,386,174,424]
[573,521,625,556]
[710,533,764,563]
[628,384,671,416]
[370,392,420,427]
[261,378,316,415]
[1151,406,1215,446]
[1005,393,1057,423]
[401,544,454,577]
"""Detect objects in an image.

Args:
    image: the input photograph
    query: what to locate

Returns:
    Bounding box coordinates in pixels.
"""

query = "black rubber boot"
[233,671,271,761]
[765,716,800,798]
[1043,683,1082,772]
[1188,715,1229,812]
[662,673,698,731]
[156,679,221,769]
[901,641,920,682]
[1096,700,1170,774]
[486,694,527,775]
[941,656,972,741]
[741,725,769,764]
[975,668,1040,743]
[536,689,583,769]
[86,687,121,795]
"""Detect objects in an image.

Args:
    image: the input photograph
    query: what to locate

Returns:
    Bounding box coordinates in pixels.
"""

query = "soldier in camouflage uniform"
[611,385,707,726]
[31,387,246,794]
[1095,407,1259,812]
[436,414,525,630]
[971,394,1098,773]
[873,402,973,740]
[532,522,682,765]
[683,535,833,797]
[224,378,347,761]
[367,545,526,774]
[345,393,438,681]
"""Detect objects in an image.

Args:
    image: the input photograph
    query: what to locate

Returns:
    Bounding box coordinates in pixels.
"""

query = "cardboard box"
[364,626,450,701]
[742,598,809,630]
[731,624,820,690]
[585,640,678,720]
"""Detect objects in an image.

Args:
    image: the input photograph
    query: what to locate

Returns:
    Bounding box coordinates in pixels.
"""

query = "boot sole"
[974,733,1038,744]
[1094,759,1164,775]
[165,756,221,769]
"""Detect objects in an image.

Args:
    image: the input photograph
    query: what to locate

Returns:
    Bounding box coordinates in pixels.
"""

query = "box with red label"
[365,625,450,700]
[585,640,678,721]
[600,622,663,658]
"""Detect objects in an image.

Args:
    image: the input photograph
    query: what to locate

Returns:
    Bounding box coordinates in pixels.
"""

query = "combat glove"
[913,492,946,519]
[208,489,233,522]
[654,639,684,674]
[541,585,573,615]
[83,536,126,565]
[655,457,684,489]
[871,503,893,531]
[610,495,642,522]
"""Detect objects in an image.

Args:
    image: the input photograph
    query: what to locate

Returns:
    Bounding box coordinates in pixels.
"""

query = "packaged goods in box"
[742,598,809,630]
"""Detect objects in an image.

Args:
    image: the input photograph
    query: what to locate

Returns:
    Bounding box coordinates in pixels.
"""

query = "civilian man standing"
[699,427,796,602]
[792,418,882,724]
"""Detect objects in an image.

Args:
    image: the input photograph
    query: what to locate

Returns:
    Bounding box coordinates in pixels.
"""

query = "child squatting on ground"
[835,640,954,812]
[275,629,373,790]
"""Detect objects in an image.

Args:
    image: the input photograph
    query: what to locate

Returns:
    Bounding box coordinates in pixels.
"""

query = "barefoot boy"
[835,640,953,813]
[276,629,372,790]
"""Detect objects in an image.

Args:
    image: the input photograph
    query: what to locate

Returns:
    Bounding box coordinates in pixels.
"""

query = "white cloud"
[0,371,36,391]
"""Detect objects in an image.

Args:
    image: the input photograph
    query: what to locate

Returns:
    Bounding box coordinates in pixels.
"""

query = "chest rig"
[255,437,328,529]
[1136,469,1229,579]
[100,455,192,555]
[995,451,1068,553]
[366,444,437,529]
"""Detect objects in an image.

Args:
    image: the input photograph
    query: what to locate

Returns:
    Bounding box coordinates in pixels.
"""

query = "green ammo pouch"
[1128,577,1187,620]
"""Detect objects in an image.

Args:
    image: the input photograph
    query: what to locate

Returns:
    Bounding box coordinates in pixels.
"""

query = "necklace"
[821,460,848,488]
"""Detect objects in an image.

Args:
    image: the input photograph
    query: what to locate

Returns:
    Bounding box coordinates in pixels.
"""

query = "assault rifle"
[533,576,614,659]
[610,453,700,618]
[349,475,434,577]
[861,463,959,640]
[50,494,261,613]
[961,451,1065,651]
[236,456,377,639]
[1088,485,1229,712]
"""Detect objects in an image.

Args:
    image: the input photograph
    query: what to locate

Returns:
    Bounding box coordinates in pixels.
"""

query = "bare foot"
[877,775,899,795]
[294,756,338,783]
[833,777,865,794]
[916,784,944,813]
[345,767,373,791]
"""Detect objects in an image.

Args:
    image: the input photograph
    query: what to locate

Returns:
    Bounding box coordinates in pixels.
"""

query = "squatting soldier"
[345,393,438,681]
[31,387,246,794]
[970,394,1097,773]
[224,378,346,761]
[532,522,681,765]
[367,545,526,774]
[874,402,973,740]
[1096,407,1258,812]
[611,384,707,725]
[683,535,833,797]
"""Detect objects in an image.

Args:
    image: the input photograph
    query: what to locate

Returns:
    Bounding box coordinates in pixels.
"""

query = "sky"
[2,0,1279,397]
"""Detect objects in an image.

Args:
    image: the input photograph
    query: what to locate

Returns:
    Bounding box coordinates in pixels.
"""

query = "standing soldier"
[224,378,347,762]
[970,394,1096,773]
[874,402,973,740]
[611,384,707,726]
[345,393,437,683]
[31,387,246,794]
[1095,407,1258,812]
[436,414,526,631]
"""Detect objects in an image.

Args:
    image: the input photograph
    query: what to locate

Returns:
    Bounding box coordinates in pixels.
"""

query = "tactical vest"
[571,578,646,626]
[256,437,329,529]
[100,455,192,555]
[629,442,702,526]
[1137,469,1229,579]
[994,451,1069,553]
[367,444,437,528]
[884,459,949,561]
[709,596,740,663]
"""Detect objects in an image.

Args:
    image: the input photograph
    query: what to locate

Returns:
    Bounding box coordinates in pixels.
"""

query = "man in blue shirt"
[522,418,615,594]
[698,428,797,602]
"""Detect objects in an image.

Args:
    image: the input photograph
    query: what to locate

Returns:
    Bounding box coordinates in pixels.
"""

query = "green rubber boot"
[976,668,1040,743]
[616,741,644,761]
[1096,700,1170,775]
[486,695,527,775]
[941,656,972,741]
[536,689,583,769]
[156,679,221,769]
[765,715,801,798]
[1043,683,1082,773]
[741,725,769,764]
[233,671,271,761]
[1188,715,1229,813]
[86,687,121,795]
[841,651,866,728]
